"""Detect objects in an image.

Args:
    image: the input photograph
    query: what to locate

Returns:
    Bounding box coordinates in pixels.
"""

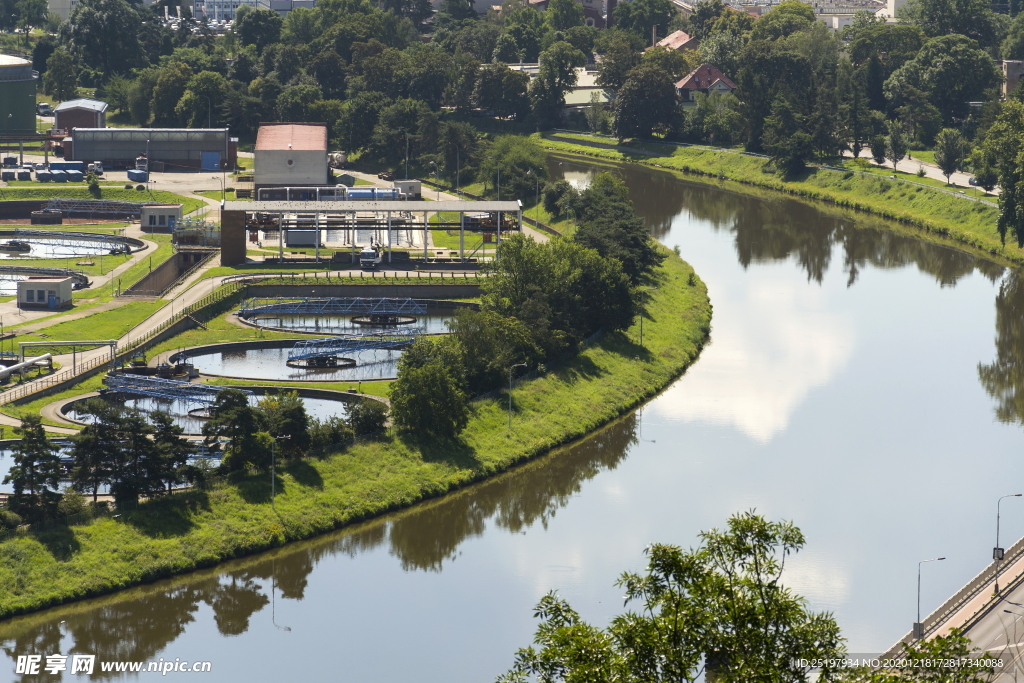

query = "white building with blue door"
[17,276,74,309]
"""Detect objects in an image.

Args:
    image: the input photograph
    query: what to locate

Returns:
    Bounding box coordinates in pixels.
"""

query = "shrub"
[57,489,85,516]
[135,184,145,191]
[308,416,354,452]
[917,166,926,178]
[0,510,22,530]
[348,399,389,436]
[124,184,133,189]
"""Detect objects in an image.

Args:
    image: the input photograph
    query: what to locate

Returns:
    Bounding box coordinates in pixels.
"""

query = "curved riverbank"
[539,133,1022,268]
[0,248,711,620]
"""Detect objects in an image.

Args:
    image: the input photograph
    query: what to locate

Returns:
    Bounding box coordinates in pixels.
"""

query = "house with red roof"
[675,64,737,108]
[649,30,700,53]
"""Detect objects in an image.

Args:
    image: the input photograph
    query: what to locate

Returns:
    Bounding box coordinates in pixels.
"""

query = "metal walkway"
[288,333,418,361]
[11,228,137,248]
[240,297,427,318]
[44,198,148,218]
[103,374,253,405]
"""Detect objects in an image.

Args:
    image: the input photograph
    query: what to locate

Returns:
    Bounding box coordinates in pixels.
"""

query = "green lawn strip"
[539,133,1016,263]
[196,190,233,201]
[0,188,205,216]
[81,234,174,299]
[428,212,496,253]
[0,249,710,619]
[0,252,133,278]
[21,301,166,344]
[0,374,107,427]
[908,149,937,166]
[842,158,989,199]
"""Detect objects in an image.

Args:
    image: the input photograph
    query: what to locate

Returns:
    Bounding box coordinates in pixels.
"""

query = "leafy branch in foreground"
[499,511,844,683]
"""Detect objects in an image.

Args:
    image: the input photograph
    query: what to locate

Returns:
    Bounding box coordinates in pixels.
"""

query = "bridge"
[239,297,427,319]
[288,333,418,361]
[103,373,252,405]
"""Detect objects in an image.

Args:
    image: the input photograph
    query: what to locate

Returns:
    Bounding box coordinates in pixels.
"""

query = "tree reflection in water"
[0,414,638,673]
[979,272,1024,425]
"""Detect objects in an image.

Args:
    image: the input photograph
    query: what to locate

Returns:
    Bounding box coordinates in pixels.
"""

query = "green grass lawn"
[0,188,205,216]
[0,249,710,619]
[197,190,234,201]
[842,157,990,200]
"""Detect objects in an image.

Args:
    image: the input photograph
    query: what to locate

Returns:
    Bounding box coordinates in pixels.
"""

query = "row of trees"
[389,171,663,439]
[2,391,389,519]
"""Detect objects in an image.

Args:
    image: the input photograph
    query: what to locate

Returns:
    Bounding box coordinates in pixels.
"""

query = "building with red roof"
[254,122,329,188]
[675,64,737,107]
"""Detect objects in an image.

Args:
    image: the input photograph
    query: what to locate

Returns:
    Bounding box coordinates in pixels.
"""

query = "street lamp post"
[204,95,212,129]
[508,362,527,430]
[995,493,1022,593]
[527,170,539,227]
[915,556,946,639]
[639,287,657,348]
[271,434,290,510]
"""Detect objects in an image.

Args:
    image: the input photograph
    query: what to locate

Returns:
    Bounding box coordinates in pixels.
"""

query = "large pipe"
[0,353,52,380]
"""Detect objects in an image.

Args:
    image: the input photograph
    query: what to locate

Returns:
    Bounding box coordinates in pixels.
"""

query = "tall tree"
[933,128,967,184]
[612,0,675,42]
[885,119,908,170]
[546,0,584,31]
[529,40,586,128]
[43,48,77,102]
[612,63,678,141]
[233,5,283,52]
[3,415,62,520]
[60,0,144,77]
[882,34,1000,126]
[573,172,666,283]
[391,348,469,439]
[500,512,843,682]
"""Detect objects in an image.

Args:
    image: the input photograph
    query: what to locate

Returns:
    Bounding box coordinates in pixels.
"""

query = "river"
[3,156,1024,681]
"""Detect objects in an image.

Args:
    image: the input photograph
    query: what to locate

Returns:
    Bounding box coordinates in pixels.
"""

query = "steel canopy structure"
[220,199,523,266]
[104,373,253,405]
[240,297,427,319]
[288,333,418,361]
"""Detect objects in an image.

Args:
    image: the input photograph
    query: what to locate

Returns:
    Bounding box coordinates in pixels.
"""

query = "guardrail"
[882,530,1024,657]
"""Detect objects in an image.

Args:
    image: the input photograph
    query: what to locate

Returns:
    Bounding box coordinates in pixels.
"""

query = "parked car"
[36,103,51,116]
[968,177,978,186]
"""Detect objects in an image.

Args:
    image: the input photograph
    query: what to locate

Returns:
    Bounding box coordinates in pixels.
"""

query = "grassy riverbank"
[539,133,1020,264]
[0,248,710,619]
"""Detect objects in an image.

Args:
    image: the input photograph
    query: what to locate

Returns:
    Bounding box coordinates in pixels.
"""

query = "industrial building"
[62,128,237,170]
[54,98,108,131]
[141,204,184,230]
[0,56,38,136]
[254,123,328,188]
[17,276,74,309]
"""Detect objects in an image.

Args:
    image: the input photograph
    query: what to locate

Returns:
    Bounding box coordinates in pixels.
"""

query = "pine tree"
[4,415,62,519]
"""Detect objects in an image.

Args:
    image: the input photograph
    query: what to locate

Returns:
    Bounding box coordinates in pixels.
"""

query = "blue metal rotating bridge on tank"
[288,333,418,361]
[103,373,253,405]
[239,297,427,319]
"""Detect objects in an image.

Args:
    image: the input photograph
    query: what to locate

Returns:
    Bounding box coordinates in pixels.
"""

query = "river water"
[3,157,1024,681]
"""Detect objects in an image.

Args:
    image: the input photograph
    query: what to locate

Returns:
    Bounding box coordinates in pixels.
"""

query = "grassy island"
[0,248,710,619]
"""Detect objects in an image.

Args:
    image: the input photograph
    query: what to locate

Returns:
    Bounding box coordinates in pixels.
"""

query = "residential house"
[650,30,700,53]
[676,64,737,108]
